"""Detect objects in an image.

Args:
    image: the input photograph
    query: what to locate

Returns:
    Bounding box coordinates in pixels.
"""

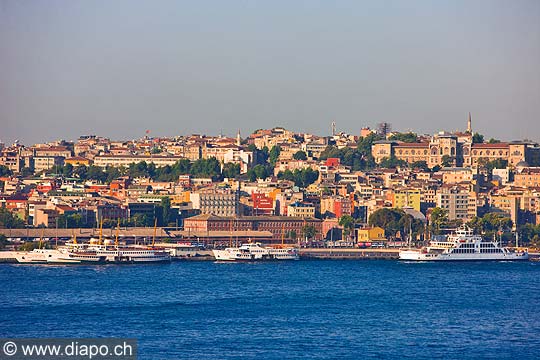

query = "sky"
[1,0,539,145]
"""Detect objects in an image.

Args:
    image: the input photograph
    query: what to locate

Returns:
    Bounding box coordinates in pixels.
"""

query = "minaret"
[331,121,336,136]
[236,129,241,146]
[467,112,472,134]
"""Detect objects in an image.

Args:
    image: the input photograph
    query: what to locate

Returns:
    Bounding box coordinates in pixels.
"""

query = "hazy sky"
[1,0,539,145]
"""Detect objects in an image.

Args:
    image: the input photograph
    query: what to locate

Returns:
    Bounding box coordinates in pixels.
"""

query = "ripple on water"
[1,261,539,360]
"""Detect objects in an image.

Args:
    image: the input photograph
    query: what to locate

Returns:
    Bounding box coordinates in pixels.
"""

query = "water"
[1,261,540,359]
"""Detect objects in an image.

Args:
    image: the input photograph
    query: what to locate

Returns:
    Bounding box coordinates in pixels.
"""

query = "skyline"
[1,0,539,145]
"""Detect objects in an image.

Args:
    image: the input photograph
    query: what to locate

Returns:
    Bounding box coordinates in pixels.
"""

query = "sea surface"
[1,260,540,359]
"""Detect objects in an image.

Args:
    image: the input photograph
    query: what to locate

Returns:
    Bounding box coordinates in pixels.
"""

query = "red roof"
[394,142,429,148]
[471,143,509,148]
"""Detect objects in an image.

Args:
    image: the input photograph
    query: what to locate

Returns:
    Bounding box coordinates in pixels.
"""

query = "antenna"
[152,218,157,247]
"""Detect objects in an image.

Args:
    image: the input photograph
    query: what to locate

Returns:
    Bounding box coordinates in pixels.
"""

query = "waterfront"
[1,261,540,359]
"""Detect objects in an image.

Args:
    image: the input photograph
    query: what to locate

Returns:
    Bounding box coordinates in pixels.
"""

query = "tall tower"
[236,129,241,146]
[467,112,472,134]
[331,121,336,136]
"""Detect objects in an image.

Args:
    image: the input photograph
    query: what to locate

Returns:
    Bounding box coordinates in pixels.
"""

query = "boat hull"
[399,249,529,261]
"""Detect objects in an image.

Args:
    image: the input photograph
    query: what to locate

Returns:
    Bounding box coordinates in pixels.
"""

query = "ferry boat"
[213,243,299,261]
[399,226,529,261]
[13,249,59,264]
[66,240,171,264]
[45,247,107,264]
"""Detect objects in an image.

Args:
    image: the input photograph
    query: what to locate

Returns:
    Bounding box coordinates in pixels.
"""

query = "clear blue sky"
[1,0,539,145]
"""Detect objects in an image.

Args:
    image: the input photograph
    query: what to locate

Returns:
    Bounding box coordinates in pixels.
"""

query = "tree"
[293,151,307,161]
[488,138,501,144]
[368,208,405,236]
[0,165,13,177]
[222,163,241,179]
[339,215,355,240]
[160,197,173,226]
[472,133,484,144]
[18,242,49,251]
[0,234,8,250]
[429,207,448,235]
[74,165,88,180]
[0,207,25,228]
[20,167,34,177]
[410,161,430,171]
[61,163,74,178]
[388,132,418,143]
[302,224,317,240]
[379,156,407,169]
[269,146,281,166]
[57,214,83,228]
[86,165,107,183]
[441,155,454,168]
[276,168,319,188]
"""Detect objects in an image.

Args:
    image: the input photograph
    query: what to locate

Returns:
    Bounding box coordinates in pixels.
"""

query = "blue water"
[1,261,540,359]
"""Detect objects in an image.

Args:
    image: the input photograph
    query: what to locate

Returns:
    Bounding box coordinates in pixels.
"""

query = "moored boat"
[399,226,529,261]
[213,242,299,261]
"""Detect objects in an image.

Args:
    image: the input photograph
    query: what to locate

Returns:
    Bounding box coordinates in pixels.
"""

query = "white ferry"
[399,226,529,261]
[66,240,171,264]
[13,249,59,264]
[45,248,107,264]
[213,243,299,261]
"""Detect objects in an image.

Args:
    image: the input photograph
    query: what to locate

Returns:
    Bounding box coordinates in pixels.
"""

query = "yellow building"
[392,189,421,211]
[64,156,92,167]
[287,202,315,218]
[356,227,386,242]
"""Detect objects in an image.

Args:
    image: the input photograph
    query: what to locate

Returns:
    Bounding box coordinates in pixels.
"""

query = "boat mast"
[39,227,44,249]
[229,219,233,247]
[115,218,120,247]
[99,218,103,246]
[152,218,157,247]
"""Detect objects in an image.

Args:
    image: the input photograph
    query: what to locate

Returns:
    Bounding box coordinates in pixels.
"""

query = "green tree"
[74,165,88,180]
[160,197,172,226]
[293,150,307,160]
[0,207,25,228]
[388,132,418,143]
[441,155,454,167]
[61,163,74,177]
[86,165,107,182]
[0,165,13,177]
[429,207,448,235]
[472,133,484,144]
[269,146,281,166]
[20,167,34,177]
[410,161,430,171]
[18,241,48,251]
[302,224,317,240]
[251,164,269,180]
[0,234,8,250]
[368,208,405,236]
[57,214,84,228]
[379,156,407,169]
[222,163,241,179]
[277,168,319,188]
[339,215,355,240]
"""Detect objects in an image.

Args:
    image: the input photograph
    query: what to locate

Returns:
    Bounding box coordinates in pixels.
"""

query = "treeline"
[277,168,319,188]
[0,207,25,228]
[52,158,239,183]
[319,133,382,171]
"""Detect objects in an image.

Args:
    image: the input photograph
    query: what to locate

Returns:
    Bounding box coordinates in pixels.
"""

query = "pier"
[299,248,400,260]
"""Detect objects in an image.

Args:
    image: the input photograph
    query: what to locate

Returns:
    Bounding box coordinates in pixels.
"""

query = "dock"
[299,248,400,260]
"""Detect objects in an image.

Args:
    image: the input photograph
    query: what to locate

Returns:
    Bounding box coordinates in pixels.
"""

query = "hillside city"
[2,115,540,249]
